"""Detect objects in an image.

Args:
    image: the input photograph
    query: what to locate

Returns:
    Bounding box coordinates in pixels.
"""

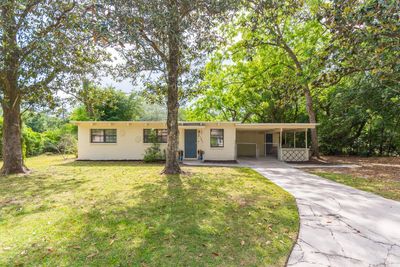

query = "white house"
[72,121,318,162]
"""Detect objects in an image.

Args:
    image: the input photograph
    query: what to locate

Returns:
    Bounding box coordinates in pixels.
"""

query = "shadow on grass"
[57,160,163,168]
[5,170,297,266]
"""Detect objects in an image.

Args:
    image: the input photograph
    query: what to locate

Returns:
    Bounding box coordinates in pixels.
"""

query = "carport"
[235,123,318,162]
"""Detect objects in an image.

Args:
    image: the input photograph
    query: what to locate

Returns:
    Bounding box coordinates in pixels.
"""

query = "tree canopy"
[0,0,106,174]
[186,0,400,156]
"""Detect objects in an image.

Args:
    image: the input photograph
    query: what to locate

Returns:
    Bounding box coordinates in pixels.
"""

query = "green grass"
[312,172,400,201]
[0,155,298,266]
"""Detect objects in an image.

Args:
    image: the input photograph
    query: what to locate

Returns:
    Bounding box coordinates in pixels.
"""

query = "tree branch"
[16,0,41,29]
[20,2,76,60]
[139,29,168,62]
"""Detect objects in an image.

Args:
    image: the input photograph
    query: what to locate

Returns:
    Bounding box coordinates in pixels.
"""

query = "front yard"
[303,156,400,201]
[0,155,298,266]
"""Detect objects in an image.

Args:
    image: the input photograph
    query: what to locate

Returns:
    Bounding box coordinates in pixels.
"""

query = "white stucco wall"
[77,122,167,160]
[199,123,236,161]
[77,122,236,161]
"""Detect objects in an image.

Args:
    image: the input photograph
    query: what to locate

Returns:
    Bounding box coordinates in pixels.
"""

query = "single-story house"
[71,121,318,162]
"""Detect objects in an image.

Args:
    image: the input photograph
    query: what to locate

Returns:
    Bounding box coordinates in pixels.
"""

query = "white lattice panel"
[281,149,309,162]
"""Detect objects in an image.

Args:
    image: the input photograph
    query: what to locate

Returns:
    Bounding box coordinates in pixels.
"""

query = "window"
[143,129,168,143]
[210,129,224,147]
[91,129,117,143]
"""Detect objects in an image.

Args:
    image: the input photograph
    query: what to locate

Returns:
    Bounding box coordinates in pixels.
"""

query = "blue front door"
[184,129,197,158]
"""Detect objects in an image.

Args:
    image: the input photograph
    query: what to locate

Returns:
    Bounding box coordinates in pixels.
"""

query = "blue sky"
[99,76,134,93]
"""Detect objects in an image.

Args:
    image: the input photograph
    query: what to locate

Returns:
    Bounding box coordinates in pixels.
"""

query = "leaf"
[212,252,220,257]
[87,252,98,259]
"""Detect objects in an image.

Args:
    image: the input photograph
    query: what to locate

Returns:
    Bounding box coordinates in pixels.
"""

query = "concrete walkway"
[184,158,400,266]
[239,158,400,266]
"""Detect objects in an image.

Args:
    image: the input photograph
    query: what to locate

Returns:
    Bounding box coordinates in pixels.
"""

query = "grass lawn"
[0,155,298,266]
[311,172,400,201]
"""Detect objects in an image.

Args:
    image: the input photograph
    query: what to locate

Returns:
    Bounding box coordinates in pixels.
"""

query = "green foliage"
[143,130,165,162]
[22,127,44,157]
[0,117,77,159]
[69,106,91,121]
[318,75,400,156]
[73,85,143,121]
[188,0,399,156]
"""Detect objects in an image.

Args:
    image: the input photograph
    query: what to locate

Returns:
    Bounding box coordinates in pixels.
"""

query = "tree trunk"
[304,85,320,157]
[1,90,27,175]
[1,4,27,175]
[162,5,181,174]
[280,41,320,157]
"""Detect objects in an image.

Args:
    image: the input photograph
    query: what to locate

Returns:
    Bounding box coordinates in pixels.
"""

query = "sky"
[98,48,135,93]
[99,76,134,93]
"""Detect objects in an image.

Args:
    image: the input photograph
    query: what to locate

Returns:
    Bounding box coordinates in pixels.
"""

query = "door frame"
[265,133,274,156]
[184,129,197,159]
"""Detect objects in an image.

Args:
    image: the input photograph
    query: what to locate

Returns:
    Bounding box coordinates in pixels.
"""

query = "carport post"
[294,131,296,148]
[279,128,283,160]
[305,129,308,148]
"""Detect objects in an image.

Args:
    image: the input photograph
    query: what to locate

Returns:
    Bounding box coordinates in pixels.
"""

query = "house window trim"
[210,129,224,148]
[143,129,168,144]
[90,129,117,144]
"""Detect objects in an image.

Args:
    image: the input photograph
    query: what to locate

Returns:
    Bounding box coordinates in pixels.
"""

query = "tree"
[320,0,400,85]
[0,1,105,174]
[98,0,236,174]
[73,84,143,121]
[238,0,333,157]
[186,48,305,123]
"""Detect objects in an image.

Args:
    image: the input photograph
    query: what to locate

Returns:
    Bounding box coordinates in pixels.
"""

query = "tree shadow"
[57,160,164,168]
[4,168,298,266]
[0,172,86,218]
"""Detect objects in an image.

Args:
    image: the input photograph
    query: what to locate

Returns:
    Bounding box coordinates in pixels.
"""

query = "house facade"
[72,121,317,162]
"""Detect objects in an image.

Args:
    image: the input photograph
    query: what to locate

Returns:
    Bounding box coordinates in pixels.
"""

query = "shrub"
[143,130,165,162]
[22,127,44,157]
[56,133,77,159]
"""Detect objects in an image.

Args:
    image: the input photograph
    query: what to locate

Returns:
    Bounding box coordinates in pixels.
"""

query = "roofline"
[236,123,319,126]
[70,120,240,124]
[70,121,319,126]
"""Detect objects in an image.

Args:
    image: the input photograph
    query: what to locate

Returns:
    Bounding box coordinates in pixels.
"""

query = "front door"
[184,129,197,159]
[265,133,273,155]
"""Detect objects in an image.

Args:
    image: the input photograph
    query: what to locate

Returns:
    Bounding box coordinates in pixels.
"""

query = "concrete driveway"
[239,158,400,266]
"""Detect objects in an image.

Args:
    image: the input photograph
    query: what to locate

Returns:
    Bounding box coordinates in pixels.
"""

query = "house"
[71,121,318,162]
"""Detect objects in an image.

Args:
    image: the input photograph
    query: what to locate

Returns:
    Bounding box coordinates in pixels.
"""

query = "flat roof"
[71,121,318,129]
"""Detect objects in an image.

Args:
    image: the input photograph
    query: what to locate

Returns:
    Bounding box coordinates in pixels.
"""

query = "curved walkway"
[240,158,400,266]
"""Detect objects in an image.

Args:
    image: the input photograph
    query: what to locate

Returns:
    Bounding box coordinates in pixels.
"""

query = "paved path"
[239,158,400,267]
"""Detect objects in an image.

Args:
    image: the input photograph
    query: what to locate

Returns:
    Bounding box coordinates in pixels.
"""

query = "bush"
[57,133,78,159]
[0,118,77,159]
[143,130,165,162]
[22,127,44,157]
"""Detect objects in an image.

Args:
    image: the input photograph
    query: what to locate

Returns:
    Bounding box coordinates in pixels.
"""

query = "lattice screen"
[281,149,308,161]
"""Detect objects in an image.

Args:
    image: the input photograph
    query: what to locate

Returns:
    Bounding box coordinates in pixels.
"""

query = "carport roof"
[235,123,318,130]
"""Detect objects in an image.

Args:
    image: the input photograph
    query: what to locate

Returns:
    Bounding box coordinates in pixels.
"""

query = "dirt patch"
[303,156,400,181]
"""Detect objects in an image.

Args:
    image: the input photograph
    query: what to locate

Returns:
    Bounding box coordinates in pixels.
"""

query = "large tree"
[320,0,399,85]
[240,0,333,157]
[0,1,105,174]
[99,0,236,174]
